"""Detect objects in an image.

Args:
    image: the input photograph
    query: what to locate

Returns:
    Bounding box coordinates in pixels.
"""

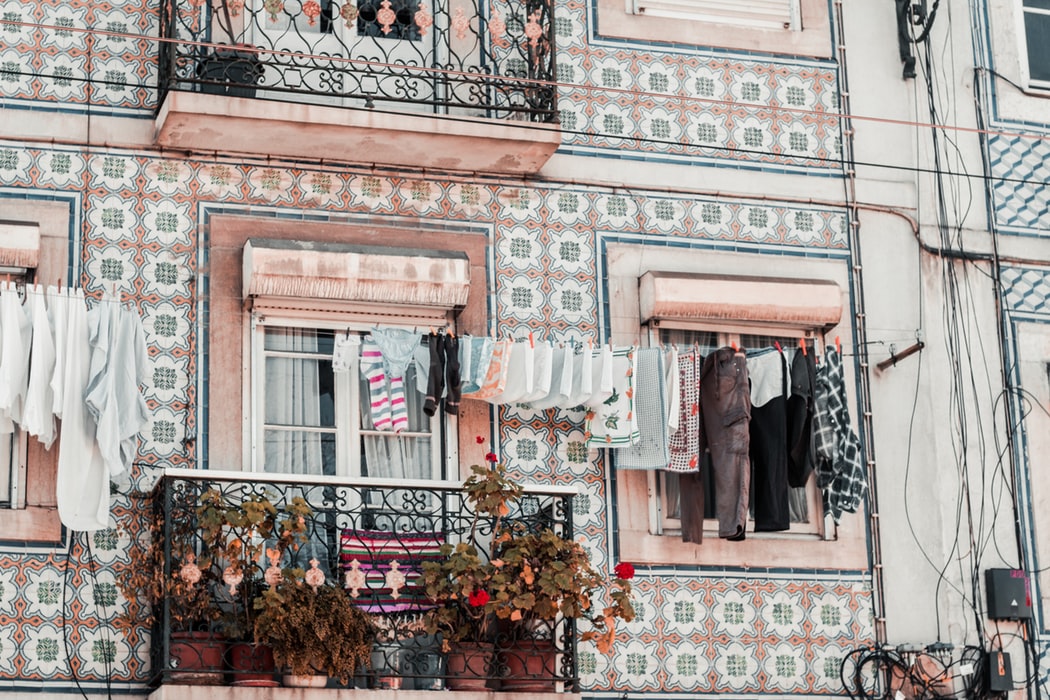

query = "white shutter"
[630,0,801,30]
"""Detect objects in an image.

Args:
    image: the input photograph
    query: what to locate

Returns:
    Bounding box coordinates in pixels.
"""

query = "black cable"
[61,535,91,700]
[83,533,115,700]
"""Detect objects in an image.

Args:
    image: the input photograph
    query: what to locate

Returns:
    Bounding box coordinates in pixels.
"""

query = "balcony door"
[251,0,441,109]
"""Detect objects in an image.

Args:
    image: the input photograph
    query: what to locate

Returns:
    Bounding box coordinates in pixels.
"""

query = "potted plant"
[488,521,635,691]
[254,565,376,687]
[196,486,312,686]
[117,481,225,685]
[421,450,523,690]
[423,444,636,691]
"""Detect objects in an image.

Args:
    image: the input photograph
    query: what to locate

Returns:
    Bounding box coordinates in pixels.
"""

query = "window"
[606,243,867,568]
[239,237,471,481]
[0,207,66,542]
[629,0,801,30]
[645,322,825,540]
[595,0,831,58]
[1022,0,1050,88]
[249,320,447,481]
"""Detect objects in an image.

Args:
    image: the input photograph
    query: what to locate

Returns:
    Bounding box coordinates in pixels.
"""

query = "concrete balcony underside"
[154,92,562,175]
[150,687,581,699]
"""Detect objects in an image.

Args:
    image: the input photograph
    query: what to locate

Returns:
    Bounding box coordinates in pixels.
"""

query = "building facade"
[1,0,1047,697]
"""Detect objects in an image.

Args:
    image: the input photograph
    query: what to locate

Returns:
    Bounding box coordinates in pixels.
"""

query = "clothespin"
[799,338,807,356]
[731,341,738,352]
[835,336,841,354]
[774,341,782,353]
[528,331,534,348]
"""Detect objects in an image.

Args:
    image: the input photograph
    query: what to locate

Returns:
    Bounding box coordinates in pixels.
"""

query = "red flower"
[614,562,635,580]
[485,452,498,463]
[475,435,486,444]
[468,589,490,607]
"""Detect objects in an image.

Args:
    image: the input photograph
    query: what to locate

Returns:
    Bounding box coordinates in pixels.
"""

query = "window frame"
[1020,0,1050,91]
[644,319,830,541]
[628,0,802,31]
[595,0,832,58]
[245,312,457,482]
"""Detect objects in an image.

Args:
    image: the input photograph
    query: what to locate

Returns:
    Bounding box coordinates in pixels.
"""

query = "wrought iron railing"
[135,470,578,690]
[157,0,557,121]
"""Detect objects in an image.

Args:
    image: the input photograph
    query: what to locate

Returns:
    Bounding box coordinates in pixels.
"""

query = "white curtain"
[264,328,329,475]
[359,361,432,481]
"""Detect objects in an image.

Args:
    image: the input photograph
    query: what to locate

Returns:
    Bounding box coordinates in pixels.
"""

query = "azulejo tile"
[613,639,663,691]
[496,224,546,273]
[761,640,809,691]
[711,586,760,637]
[661,586,709,636]
[0,145,33,186]
[142,159,194,197]
[196,162,246,200]
[712,639,763,692]
[549,277,596,325]
[663,639,712,690]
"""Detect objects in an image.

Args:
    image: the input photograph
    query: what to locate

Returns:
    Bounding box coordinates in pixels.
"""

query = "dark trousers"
[424,334,462,416]
[750,392,790,532]
[697,347,751,541]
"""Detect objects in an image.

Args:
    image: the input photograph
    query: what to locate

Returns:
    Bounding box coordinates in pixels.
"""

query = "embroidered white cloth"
[586,346,638,447]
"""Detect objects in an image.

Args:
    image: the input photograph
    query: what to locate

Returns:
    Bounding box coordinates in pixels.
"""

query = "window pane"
[1025,10,1050,83]
[0,433,12,507]
[357,0,422,40]
[1024,0,1050,11]
[358,360,435,479]
[264,327,334,355]
[264,355,336,428]
[658,328,718,354]
[263,429,337,475]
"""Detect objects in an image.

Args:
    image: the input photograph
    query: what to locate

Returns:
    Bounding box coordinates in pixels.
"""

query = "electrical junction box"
[985,569,1032,620]
[986,651,1013,693]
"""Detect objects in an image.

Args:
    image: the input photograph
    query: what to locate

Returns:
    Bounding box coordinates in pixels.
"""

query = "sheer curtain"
[359,360,432,481]
[263,328,333,475]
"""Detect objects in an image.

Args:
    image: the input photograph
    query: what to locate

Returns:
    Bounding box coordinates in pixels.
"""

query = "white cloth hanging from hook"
[0,282,31,433]
[84,293,150,479]
[20,285,56,448]
[55,288,110,531]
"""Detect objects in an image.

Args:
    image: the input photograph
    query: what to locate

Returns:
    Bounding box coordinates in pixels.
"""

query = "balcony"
[153,0,561,173]
[130,470,581,695]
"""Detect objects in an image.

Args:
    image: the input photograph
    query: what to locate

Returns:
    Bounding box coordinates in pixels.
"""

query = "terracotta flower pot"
[227,642,278,687]
[168,631,226,685]
[499,638,558,692]
[445,642,495,691]
[282,673,328,688]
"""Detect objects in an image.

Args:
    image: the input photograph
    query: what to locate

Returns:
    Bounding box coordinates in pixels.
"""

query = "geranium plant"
[421,442,634,651]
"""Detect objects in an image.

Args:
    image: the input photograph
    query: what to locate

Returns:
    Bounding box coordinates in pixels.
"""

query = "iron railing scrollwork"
[157,0,557,121]
[142,472,578,690]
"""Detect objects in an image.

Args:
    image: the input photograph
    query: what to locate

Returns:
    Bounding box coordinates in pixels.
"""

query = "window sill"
[617,525,867,570]
[0,505,62,544]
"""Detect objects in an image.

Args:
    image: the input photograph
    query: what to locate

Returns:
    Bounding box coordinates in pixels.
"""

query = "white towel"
[586,346,639,447]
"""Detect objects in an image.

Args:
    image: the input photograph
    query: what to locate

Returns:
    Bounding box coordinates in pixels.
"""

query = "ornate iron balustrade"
[137,469,578,689]
[157,0,557,121]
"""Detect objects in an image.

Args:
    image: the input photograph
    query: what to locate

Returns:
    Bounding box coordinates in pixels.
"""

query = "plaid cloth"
[666,347,701,472]
[812,348,866,522]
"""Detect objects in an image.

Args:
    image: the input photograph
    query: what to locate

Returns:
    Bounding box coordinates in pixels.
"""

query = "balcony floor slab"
[154,92,561,175]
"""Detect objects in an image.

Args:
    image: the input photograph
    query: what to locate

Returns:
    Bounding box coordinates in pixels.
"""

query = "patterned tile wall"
[988,133,1050,236]
[0,0,158,113]
[0,141,868,695]
[0,0,840,170]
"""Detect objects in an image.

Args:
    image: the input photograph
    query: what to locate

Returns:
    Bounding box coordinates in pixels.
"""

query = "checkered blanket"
[813,349,866,522]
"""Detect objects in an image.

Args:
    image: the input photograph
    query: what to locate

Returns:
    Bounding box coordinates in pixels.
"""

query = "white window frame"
[644,318,831,541]
[246,313,457,482]
[1020,0,1050,91]
[628,0,801,30]
[0,274,29,510]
